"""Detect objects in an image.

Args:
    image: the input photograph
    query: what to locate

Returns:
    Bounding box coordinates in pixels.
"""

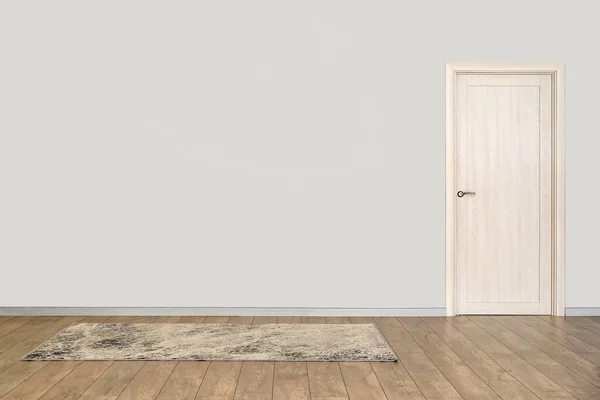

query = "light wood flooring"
[0,315,600,399]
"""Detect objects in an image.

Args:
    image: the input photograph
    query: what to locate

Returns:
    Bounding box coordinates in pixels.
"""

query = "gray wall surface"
[1,1,597,308]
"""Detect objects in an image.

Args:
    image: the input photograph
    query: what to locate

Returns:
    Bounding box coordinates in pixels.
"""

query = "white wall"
[1,1,598,309]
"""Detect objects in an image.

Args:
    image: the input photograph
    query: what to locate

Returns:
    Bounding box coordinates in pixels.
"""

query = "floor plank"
[38,361,113,400]
[423,317,538,400]
[130,316,160,323]
[370,361,425,400]
[179,317,207,324]
[79,361,146,400]
[338,362,387,400]
[306,362,348,399]
[447,317,512,354]
[578,351,600,368]
[203,316,231,324]
[156,361,209,400]
[493,316,600,389]
[349,317,375,324]
[196,361,242,399]
[398,318,464,366]
[349,316,424,399]
[106,316,136,323]
[538,316,600,352]
[277,317,301,324]
[516,316,600,353]
[234,361,274,400]
[252,317,277,325]
[155,316,183,323]
[300,317,325,324]
[375,318,461,398]
[0,316,85,374]
[396,352,463,399]
[398,317,498,399]
[309,316,351,400]
[272,362,310,400]
[374,318,423,355]
[229,317,255,324]
[104,315,135,324]
[1,361,81,400]
[0,317,59,355]
[567,317,600,336]
[80,316,112,323]
[326,317,351,324]
[471,316,600,398]
[0,317,34,339]
[436,364,502,400]
[117,361,178,400]
[448,317,572,399]
[0,361,49,397]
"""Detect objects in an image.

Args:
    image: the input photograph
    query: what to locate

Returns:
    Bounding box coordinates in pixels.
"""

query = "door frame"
[445,62,566,316]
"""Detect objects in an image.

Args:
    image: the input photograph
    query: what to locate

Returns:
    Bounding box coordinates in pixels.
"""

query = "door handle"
[457,191,476,198]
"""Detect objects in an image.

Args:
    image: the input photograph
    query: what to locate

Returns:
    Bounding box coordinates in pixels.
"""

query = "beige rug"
[23,323,397,362]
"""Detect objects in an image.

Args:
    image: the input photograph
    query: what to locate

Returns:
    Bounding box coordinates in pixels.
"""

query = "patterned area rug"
[23,323,397,362]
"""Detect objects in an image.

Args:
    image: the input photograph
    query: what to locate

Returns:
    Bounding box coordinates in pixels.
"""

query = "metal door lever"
[457,191,476,198]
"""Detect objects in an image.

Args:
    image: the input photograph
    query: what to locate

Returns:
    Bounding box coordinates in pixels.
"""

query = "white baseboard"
[565,307,600,316]
[0,307,446,317]
[4,307,595,317]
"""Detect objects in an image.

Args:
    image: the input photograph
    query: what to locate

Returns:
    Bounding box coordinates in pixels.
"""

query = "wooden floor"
[1,316,600,399]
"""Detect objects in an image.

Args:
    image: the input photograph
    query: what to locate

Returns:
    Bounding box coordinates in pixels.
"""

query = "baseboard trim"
[566,307,600,316]
[4,307,595,317]
[0,307,446,317]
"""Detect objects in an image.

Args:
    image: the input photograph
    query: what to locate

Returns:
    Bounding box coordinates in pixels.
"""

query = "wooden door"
[455,74,552,315]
